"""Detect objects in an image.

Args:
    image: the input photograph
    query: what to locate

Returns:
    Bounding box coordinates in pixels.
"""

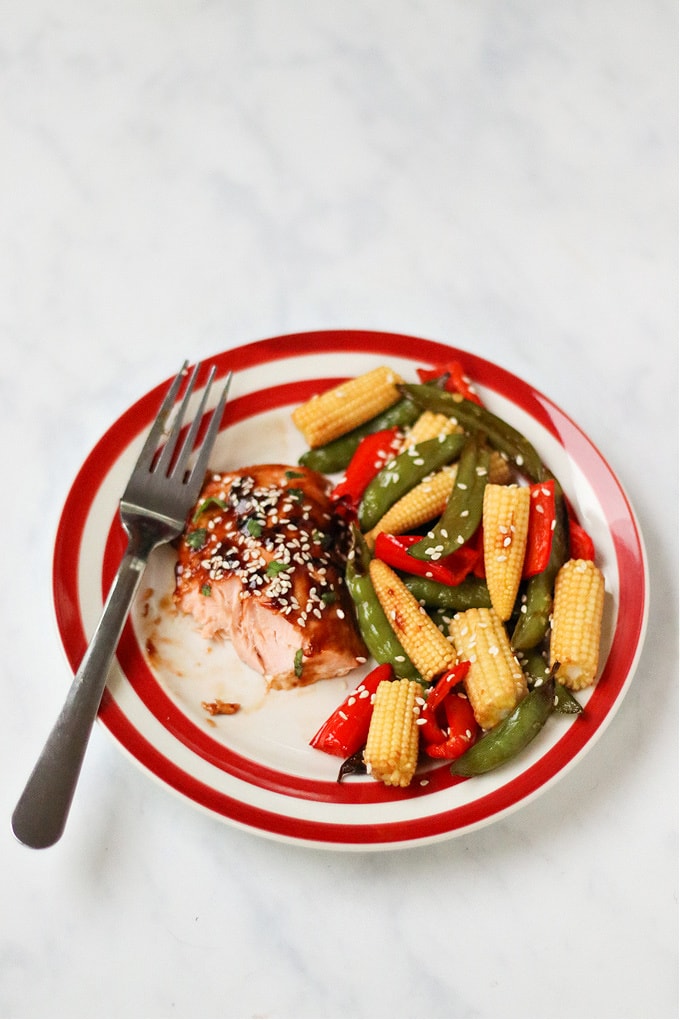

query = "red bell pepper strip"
[568,517,595,560]
[427,662,470,711]
[425,688,478,760]
[309,662,392,758]
[331,428,401,508]
[523,480,556,578]
[470,524,486,578]
[417,663,470,745]
[417,360,484,405]
[374,532,482,586]
[418,704,448,745]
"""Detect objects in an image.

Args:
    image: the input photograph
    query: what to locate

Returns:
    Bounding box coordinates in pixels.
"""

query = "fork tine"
[169,364,217,478]
[154,361,201,476]
[184,371,232,499]
[133,361,190,472]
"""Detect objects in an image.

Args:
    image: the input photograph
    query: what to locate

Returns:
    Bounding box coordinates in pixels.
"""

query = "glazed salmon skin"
[174,464,367,689]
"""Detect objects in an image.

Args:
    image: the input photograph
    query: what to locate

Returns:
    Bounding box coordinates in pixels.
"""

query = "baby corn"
[369,558,456,682]
[482,483,531,621]
[364,677,424,787]
[549,558,605,690]
[292,366,403,448]
[398,410,460,450]
[365,465,457,546]
[449,607,528,730]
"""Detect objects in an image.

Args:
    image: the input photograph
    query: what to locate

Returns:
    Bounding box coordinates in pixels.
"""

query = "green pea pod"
[450,677,555,777]
[358,431,466,532]
[399,383,547,483]
[520,648,552,687]
[553,682,583,715]
[345,529,420,681]
[520,650,582,714]
[402,575,491,611]
[511,485,569,650]
[409,433,489,559]
[299,398,421,474]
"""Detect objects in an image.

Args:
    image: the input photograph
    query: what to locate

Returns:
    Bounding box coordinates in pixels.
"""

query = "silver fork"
[12,362,232,849]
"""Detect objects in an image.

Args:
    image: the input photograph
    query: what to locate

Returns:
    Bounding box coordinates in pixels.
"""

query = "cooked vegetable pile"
[293,360,605,787]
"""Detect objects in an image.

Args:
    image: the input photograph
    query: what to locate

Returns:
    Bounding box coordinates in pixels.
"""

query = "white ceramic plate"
[52,331,648,849]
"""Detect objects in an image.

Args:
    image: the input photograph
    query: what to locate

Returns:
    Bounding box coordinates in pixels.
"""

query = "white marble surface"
[1,2,677,1017]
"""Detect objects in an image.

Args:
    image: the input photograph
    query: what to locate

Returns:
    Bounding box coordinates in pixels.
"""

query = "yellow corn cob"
[482,483,531,621]
[365,465,457,546]
[291,366,403,448]
[369,559,456,682]
[398,410,460,451]
[363,677,424,787]
[449,607,528,730]
[487,449,515,485]
[549,558,605,690]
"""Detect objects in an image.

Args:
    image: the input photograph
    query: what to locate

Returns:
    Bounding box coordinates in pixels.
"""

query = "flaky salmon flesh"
[174,464,368,689]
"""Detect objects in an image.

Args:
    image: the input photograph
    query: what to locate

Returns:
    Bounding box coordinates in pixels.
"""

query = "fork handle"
[12,537,156,849]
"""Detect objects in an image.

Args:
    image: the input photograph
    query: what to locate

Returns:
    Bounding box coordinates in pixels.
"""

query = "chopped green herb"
[246,517,263,537]
[321,590,337,605]
[285,470,305,480]
[267,560,292,577]
[294,648,304,678]
[201,584,212,597]
[186,528,208,550]
[192,496,227,523]
[286,487,305,502]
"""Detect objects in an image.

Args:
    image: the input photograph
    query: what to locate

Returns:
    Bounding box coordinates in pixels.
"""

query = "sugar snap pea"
[409,432,489,559]
[553,681,583,715]
[345,529,420,681]
[399,383,547,483]
[299,397,420,474]
[449,677,555,777]
[520,650,583,714]
[358,430,466,532]
[402,575,491,611]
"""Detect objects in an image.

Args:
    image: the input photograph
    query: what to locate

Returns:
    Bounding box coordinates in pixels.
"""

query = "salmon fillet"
[174,464,368,689]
